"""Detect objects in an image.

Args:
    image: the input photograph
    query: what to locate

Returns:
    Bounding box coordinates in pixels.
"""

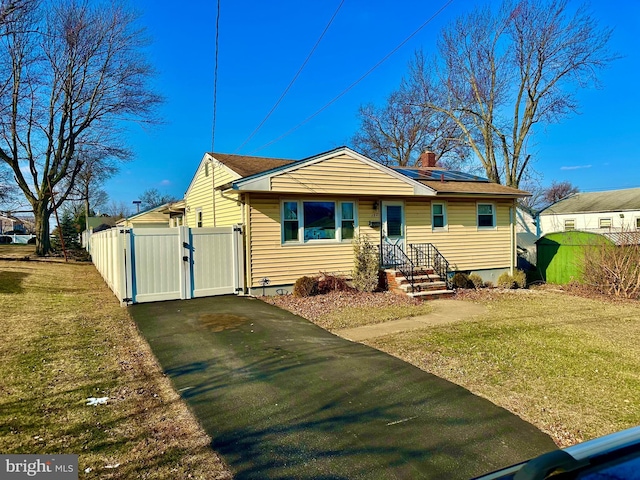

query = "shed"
[536,231,612,284]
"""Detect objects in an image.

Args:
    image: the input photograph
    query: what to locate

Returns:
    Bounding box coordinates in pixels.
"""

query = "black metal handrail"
[409,243,451,289]
[380,243,416,291]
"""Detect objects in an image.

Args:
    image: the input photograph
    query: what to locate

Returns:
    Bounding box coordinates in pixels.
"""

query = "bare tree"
[407,0,616,188]
[139,188,177,210]
[64,147,117,232]
[353,72,469,168]
[0,0,161,255]
[542,180,579,205]
[104,200,131,221]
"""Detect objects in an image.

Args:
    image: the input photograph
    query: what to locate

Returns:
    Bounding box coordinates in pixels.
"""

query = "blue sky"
[106,0,640,208]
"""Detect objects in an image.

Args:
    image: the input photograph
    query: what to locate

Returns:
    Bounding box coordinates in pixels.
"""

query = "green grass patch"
[318,303,433,330]
[0,260,231,479]
[367,291,640,447]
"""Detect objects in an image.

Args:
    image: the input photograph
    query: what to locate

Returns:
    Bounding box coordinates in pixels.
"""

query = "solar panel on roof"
[394,167,488,182]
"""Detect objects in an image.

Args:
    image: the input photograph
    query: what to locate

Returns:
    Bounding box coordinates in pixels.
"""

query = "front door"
[381,201,405,267]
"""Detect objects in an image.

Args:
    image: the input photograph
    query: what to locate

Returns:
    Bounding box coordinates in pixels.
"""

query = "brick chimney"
[419,151,437,168]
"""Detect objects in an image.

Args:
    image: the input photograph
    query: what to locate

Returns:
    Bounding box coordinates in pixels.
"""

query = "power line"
[234,0,346,154]
[211,0,221,152]
[249,0,455,155]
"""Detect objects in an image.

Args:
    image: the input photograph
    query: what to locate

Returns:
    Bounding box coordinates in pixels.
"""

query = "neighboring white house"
[516,205,538,266]
[538,187,640,235]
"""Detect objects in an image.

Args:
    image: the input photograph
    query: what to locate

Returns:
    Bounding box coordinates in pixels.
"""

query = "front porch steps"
[384,267,454,300]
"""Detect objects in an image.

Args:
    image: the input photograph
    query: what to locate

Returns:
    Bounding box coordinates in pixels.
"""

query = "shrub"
[293,276,318,297]
[513,269,527,288]
[451,272,472,289]
[497,270,526,289]
[468,273,484,289]
[497,272,516,289]
[352,234,379,292]
[579,231,640,298]
[317,273,352,294]
[484,280,494,289]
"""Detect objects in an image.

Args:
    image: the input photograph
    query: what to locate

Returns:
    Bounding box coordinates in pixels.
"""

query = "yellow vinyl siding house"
[183,147,527,295]
[117,200,186,228]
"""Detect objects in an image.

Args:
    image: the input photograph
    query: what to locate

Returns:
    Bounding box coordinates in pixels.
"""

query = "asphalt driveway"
[130,295,556,479]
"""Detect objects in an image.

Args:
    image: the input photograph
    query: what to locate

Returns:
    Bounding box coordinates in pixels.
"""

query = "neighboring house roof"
[87,216,117,229]
[539,188,640,215]
[210,153,295,178]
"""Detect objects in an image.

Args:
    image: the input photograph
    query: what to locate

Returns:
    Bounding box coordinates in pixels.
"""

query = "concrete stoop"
[384,268,454,300]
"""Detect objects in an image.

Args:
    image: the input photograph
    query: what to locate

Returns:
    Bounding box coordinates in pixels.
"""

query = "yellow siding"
[270,154,414,195]
[185,161,214,227]
[406,199,513,270]
[120,211,170,228]
[213,166,242,226]
[246,194,515,288]
[248,195,369,288]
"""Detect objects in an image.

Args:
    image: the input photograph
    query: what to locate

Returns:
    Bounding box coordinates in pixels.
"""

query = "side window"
[599,218,612,228]
[636,218,640,230]
[196,208,203,228]
[341,202,355,240]
[282,201,299,242]
[477,203,495,228]
[432,202,446,229]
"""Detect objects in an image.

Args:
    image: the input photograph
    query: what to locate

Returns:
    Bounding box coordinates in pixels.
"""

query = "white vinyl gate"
[88,225,244,304]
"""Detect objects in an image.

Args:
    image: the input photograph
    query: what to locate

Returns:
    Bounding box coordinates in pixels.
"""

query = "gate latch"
[182,256,189,262]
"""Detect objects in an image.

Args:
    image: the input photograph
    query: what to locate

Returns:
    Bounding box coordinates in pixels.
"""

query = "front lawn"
[366,290,640,447]
[0,260,232,479]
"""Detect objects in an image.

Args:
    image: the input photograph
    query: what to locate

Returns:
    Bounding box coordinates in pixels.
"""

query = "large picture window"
[282,200,356,243]
[477,203,495,228]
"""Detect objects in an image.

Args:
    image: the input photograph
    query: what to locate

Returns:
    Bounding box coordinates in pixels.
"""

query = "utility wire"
[249,0,455,155]
[234,0,346,154]
[211,0,221,152]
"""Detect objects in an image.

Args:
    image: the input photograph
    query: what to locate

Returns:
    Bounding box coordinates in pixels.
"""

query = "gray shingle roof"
[540,188,640,215]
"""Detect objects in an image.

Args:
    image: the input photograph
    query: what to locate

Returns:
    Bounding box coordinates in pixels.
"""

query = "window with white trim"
[432,202,446,229]
[196,208,203,228]
[283,201,299,242]
[477,203,495,228]
[636,217,640,230]
[564,219,575,231]
[599,217,612,228]
[282,200,356,243]
[341,202,355,240]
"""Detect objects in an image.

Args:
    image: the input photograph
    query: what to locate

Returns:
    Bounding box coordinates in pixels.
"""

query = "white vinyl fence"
[88,225,244,304]
[0,234,35,244]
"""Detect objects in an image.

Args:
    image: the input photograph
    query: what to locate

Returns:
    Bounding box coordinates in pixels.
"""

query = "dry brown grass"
[0,260,232,479]
[0,244,36,259]
[365,289,640,447]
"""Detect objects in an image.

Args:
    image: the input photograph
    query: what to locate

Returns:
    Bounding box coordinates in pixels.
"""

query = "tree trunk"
[33,201,52,256]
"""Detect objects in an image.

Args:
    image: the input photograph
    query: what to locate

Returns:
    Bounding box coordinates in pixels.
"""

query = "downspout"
[510,200,516,275]
[244,193,252,294]
[211,159,216,227]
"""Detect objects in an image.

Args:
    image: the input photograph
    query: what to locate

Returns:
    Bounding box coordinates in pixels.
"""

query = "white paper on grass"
[86,396,109,406]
